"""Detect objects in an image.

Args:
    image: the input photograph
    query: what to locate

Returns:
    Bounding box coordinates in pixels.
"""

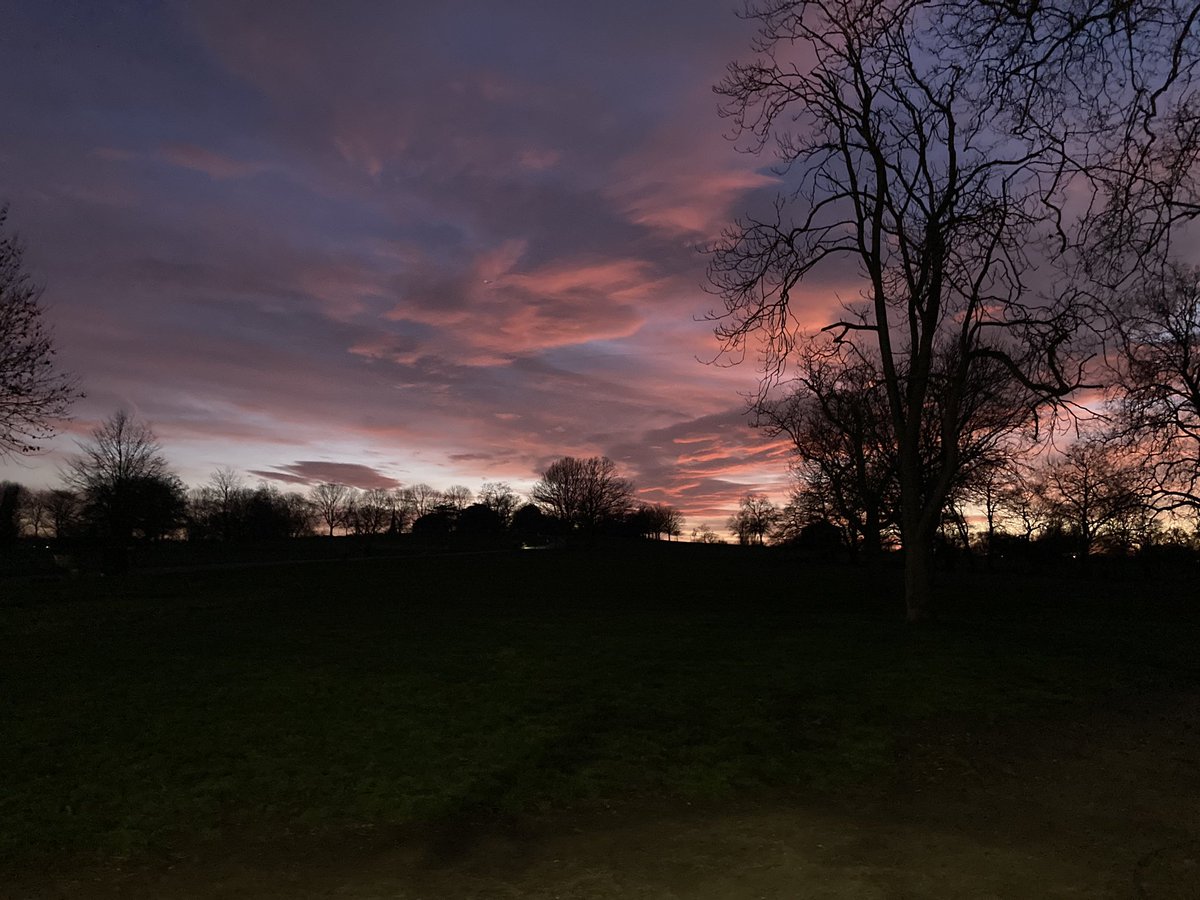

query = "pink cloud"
[606,95,778,240]
[159,143,272,180]
[518,147,561,171]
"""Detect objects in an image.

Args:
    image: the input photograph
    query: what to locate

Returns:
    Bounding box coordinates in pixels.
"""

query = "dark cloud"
[252,461,402,490]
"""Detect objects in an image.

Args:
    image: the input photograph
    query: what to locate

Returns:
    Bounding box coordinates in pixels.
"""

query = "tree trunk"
[904,531,935,622]
[862,509,883,566]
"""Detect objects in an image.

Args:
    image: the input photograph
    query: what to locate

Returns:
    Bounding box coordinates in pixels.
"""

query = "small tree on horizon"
[727,493,779,545]
[531,456,635,533]
[64,411,186,566]
[310,482,350,537]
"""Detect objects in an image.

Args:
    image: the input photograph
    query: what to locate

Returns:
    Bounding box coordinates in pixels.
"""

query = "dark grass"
[2,545,1198,870]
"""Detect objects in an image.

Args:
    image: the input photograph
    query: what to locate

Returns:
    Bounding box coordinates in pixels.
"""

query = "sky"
[0,0,836,528]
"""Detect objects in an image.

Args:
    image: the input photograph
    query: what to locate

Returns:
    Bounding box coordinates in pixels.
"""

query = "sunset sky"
[0,1,850,527]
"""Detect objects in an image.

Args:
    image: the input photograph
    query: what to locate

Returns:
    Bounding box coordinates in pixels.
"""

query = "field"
[3,545,1199,897]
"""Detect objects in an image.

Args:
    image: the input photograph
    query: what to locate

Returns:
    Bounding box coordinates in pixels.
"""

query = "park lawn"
[1,546,1197,873]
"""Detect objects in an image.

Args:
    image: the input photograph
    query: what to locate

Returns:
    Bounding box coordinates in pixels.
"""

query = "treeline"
[1,411,684,570]
[718,428,1200,566]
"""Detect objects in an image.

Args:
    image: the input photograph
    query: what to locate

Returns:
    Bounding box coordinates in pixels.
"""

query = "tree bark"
[862,509,883,566]
[904,533,935,622]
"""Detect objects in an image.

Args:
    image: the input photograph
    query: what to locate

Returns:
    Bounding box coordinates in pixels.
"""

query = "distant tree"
[44,488,80,539]
[531,456,634,533]
[992,466,1043,542]
[189,467,247,541]
[353,487,391,535]
[411,508,454,542]
[691,524,725,544]
[478,482,520,527]
[727,493,778,546]
[208,467,243,541]
[629,503,683,540]
[385,486,415,534]
[406,483,442,518]
[510,502,553,540]
[0,206,79,456]
[309,482,350,537]
[1034,439,1153,556]
[456,502,503,538]
[231,484,294,542]
[282,492,316,538]
[341,489,363,535]
[442,485,474,511]
[64,411,185,564]
[21,487,51,538]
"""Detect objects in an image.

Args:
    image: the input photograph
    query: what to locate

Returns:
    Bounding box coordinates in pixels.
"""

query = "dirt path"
[19,693,1199,899]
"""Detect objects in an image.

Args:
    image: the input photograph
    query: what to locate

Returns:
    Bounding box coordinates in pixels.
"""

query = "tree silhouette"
[757,350,896,561]
[457,502,503,538]
[0,206,80,455]
[353,488,392,535]
[405,483,442,518]
[442,485,474,511]
[1115,264,1200,513]
[709,1,1199,619]
[1033,438,1153,557]
[511,502,554,541]
[531,456,634,533]
[310,482,350,537]
[22,488,51,538]
[64,411,185,569]
[728,493,778,545]
[44,488,80,540]
[630,503,684,540]
[479,482,520,527]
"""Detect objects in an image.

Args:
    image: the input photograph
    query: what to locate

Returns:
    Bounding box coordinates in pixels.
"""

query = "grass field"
[3,545,1198,894]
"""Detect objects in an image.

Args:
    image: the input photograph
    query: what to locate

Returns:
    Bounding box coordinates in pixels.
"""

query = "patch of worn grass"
[2,548,1196,870]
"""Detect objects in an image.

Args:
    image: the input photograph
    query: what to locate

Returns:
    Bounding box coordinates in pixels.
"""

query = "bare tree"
[653,504,684,540]
[200,467,245,542]
[63,411,186,561]
[309,482,350,537]
[44,488,80,539]
[0,206,80,456]
[21,488,50,538]
[442,485,474,511]
[406,483,442,518]
[708,1,1198,618]
[630,503,684,540]
[757,349,897,560]
[355,488,391,535]
[531,456,635,532]
[478,482,520,527]
[1034,438,1153,556]
[691,524,726,544]
[282,492,316,538]
[728,493,779,545]
[1115,263,1200,513]
[385,486,415,534]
